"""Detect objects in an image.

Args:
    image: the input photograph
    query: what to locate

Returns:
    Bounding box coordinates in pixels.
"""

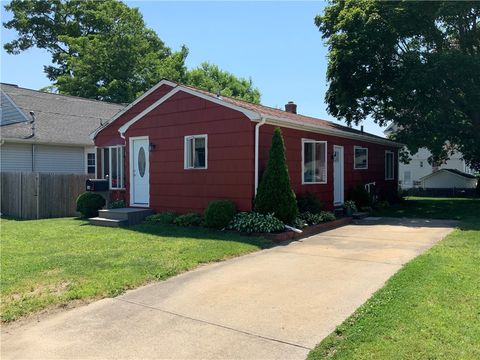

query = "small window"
[354,146,368,170]
[87,153,96,174]
[302,139,327,184]
[103,146,124,189]
[420,161,424,168]
[385,151,394,180]
[185,135,207,169]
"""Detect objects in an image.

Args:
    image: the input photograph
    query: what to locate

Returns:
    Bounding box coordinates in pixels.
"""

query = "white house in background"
[0,83,124,175]
[419,169,477,189]
[384,123,474,189]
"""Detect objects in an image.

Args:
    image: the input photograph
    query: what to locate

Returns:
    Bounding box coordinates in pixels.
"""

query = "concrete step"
[98,208,153,224]
[88,217,128,227]
[352,212,370,219]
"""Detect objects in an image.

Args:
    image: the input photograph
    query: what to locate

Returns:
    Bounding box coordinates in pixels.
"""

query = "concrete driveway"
[1,218,456,359]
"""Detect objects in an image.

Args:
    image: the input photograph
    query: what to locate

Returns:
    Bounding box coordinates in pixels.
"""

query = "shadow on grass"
[77,218,274,249]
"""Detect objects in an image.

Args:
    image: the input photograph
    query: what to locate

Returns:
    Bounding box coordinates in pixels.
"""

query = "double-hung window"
[302,139,327,184]
[354,146,368,169]
[102,146,125,189]
[87,152,96,175]
[185,135,207,169]
[385,151,394,180]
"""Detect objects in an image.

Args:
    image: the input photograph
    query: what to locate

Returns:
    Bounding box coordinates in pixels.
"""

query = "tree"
[254,128,298,223]
[4,1,262,105]
[3,0,187,103]
[315,1,480,170]
[186,62,261,104]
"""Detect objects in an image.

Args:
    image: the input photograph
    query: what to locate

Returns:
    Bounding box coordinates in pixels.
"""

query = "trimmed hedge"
[76,192,105,218]
[204,200,236,229]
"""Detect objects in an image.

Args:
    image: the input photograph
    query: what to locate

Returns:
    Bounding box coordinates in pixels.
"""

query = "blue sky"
[1,1,385,136]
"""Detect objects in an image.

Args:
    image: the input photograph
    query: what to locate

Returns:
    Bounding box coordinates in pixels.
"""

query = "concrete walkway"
[1,218,456,360]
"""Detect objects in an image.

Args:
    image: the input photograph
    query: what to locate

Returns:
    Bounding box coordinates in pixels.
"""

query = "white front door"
[131,137,149,206]
[333,145,344,205]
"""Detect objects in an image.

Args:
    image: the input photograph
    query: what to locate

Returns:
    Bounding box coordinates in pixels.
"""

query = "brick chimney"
[285,101,297,114]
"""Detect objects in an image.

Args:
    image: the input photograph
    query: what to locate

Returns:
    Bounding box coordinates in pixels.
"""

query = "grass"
[309,197,480,359]
[0,218,271,323]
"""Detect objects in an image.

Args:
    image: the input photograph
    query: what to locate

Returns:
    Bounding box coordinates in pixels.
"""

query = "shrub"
[145,212,178,224]
[292,217,307,229]
[204,200,236,229]
[173,213,203,227]
[348,184,372,208]
[107,200,125,209]
[228,212,285,233]
[343,200,357,212]
[297,192,323,213]
[299,211,336,225]
[254,128,298,223]
[76,192,106,218]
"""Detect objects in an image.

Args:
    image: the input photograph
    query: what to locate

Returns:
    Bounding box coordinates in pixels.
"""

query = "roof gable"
[1,83,124,146]
[1,89,29,126]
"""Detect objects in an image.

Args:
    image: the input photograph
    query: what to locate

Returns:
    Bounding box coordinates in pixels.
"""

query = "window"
[302,139,327,184]
[87,153,96,174]
[354,146,368,169]
[184,135,207,169]
[102,146,125,189]
[385,151,394,180]
[420,161,424,168]
[404,170,411,183]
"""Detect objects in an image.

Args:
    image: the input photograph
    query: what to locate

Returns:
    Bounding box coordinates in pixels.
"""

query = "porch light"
[149,142,156,152]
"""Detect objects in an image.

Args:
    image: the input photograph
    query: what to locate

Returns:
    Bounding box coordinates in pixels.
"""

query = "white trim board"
[89,79,176,139]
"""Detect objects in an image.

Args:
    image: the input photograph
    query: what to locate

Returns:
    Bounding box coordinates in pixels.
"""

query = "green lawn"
[309,197,480,359]
[0,218,271,323]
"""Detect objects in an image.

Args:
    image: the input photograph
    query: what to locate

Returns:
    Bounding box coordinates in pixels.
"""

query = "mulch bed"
[259,217,353,243]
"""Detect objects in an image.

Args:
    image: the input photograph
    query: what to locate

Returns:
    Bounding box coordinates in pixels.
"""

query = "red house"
[91,80,400,214]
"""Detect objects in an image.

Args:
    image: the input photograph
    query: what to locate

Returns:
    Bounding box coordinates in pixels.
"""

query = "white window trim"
[301,139,328,185]
[84,147,97,178]
[354,146,369,170]
[184,134,208,170]
[108,145,125,190]
[385,150,394,180]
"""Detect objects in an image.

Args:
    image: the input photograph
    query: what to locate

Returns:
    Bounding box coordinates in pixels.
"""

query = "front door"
[333,145,344,205]
[131,137,149,206]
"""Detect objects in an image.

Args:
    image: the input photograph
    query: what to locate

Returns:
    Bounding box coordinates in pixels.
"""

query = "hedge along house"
[91,80,401,214]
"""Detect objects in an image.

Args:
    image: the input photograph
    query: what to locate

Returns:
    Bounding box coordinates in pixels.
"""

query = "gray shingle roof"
[0,84,124,146]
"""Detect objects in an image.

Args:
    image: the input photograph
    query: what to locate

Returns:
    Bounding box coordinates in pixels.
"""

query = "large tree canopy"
[3,0,187,103]
[316,1,480,170]
[186,62,261,104]
[3,0,261,104]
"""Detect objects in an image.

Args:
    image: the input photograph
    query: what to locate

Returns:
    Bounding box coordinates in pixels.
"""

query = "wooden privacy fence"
[1,172,90,219]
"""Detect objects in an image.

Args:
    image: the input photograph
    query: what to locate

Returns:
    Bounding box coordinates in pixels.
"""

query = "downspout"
[254,117,267,197]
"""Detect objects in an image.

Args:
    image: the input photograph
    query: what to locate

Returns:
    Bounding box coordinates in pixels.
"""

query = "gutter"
[254,117,267,196]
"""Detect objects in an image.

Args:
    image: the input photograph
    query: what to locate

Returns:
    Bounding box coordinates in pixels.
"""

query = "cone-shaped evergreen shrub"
[254,127,298,223]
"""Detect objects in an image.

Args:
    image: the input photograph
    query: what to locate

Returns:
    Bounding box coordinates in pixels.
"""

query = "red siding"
[125,91,254,214]
[256,124,398,211]
[95,84,174,147]
[94,85,398,215]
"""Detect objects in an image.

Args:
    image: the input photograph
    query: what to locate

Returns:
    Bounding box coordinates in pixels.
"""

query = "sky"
[0,1,386,137]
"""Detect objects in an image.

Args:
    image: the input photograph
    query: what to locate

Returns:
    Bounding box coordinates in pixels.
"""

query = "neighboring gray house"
[0,83,124,175]
[420,169,477,189]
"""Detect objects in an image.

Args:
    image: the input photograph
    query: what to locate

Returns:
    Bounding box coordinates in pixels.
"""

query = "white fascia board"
[90,79,176,139]
[261,116,402,148]
[118,86,262,135]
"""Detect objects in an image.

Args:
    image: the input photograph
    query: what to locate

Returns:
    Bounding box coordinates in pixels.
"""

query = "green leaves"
[3,0,261,105]
[316,0,480,170]
[186,62,261,104]
[254,128,298,224]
